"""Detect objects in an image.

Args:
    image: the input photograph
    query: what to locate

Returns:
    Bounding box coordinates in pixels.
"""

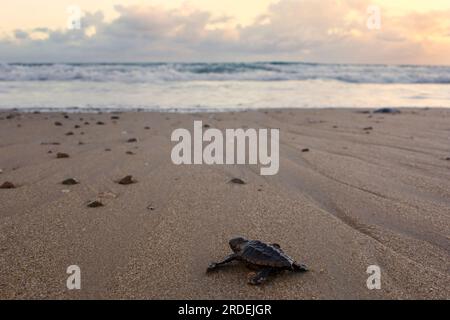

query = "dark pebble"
[229,178,246,185]
[62,178,79,185]
[374,108,400,114]
[56,152,70,159]
[117,175,136,185]
[0,182,16,189]
[87,200,104,208]
[54,122,62,126]
[41,142,60,146]
[301,148,310,152]
[127,138,138,143]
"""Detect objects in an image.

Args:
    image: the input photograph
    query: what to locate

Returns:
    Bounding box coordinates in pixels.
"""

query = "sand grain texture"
[0,109,449,299]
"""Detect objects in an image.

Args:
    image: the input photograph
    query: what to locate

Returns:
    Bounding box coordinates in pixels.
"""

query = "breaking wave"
[1,62,450,84]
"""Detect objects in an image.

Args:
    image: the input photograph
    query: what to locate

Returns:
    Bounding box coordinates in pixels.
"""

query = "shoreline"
[0,108,449,299]
[0,106,446,115]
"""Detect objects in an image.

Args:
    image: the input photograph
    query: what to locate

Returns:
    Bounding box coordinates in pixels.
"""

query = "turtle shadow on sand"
[206,260,306,287]
[206,237,308,286]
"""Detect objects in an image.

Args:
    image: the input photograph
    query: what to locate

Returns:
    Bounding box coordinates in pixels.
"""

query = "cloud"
[0,0,449,64]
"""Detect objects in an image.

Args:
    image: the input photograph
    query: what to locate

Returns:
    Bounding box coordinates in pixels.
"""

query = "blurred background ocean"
[1,62,450,111]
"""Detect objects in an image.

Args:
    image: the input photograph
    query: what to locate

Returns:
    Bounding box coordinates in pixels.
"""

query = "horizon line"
[2,60,450,68]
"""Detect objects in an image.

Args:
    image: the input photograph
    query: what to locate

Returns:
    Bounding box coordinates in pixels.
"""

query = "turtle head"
[229,237,248,253]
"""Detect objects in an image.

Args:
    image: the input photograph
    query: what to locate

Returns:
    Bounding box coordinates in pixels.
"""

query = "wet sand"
[0,108,449,299]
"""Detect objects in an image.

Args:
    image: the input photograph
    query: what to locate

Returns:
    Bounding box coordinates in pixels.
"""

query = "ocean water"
[1,62,450,112]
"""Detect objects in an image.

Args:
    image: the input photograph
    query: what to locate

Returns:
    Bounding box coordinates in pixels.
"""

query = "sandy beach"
[0,108,449,299]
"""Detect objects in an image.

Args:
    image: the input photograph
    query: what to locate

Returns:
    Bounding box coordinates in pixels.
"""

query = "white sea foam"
[1,63,449,111]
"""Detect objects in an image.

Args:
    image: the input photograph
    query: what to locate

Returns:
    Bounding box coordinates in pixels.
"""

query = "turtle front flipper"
[248,268,275,285]
[207,253,238,272]
[292,262,308,272]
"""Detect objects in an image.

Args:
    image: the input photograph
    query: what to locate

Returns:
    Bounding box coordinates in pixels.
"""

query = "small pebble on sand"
[41,142,60,145]
[127,138,138,143]
[56,152,70,159]
[61,178,79,185]
[374,108,400,114]
[0,181,16,189]
[87,200,104,208]
[54,121,62,126]
[301,148,310,152]
[229,178,246,185]
[117,175,136,185]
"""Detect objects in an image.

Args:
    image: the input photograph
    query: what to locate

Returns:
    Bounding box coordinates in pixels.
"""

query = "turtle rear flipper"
[248,268,275,285]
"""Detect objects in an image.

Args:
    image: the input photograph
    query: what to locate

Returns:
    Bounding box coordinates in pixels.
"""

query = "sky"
[1,0,450,64]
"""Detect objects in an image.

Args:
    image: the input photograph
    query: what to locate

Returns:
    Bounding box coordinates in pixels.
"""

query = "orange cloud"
[1,0,450,64]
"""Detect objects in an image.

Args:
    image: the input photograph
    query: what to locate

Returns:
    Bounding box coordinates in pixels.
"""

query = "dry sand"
[0,108,449,299]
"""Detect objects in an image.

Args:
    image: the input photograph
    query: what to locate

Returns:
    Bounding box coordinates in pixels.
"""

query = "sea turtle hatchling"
[207,237,308,285]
